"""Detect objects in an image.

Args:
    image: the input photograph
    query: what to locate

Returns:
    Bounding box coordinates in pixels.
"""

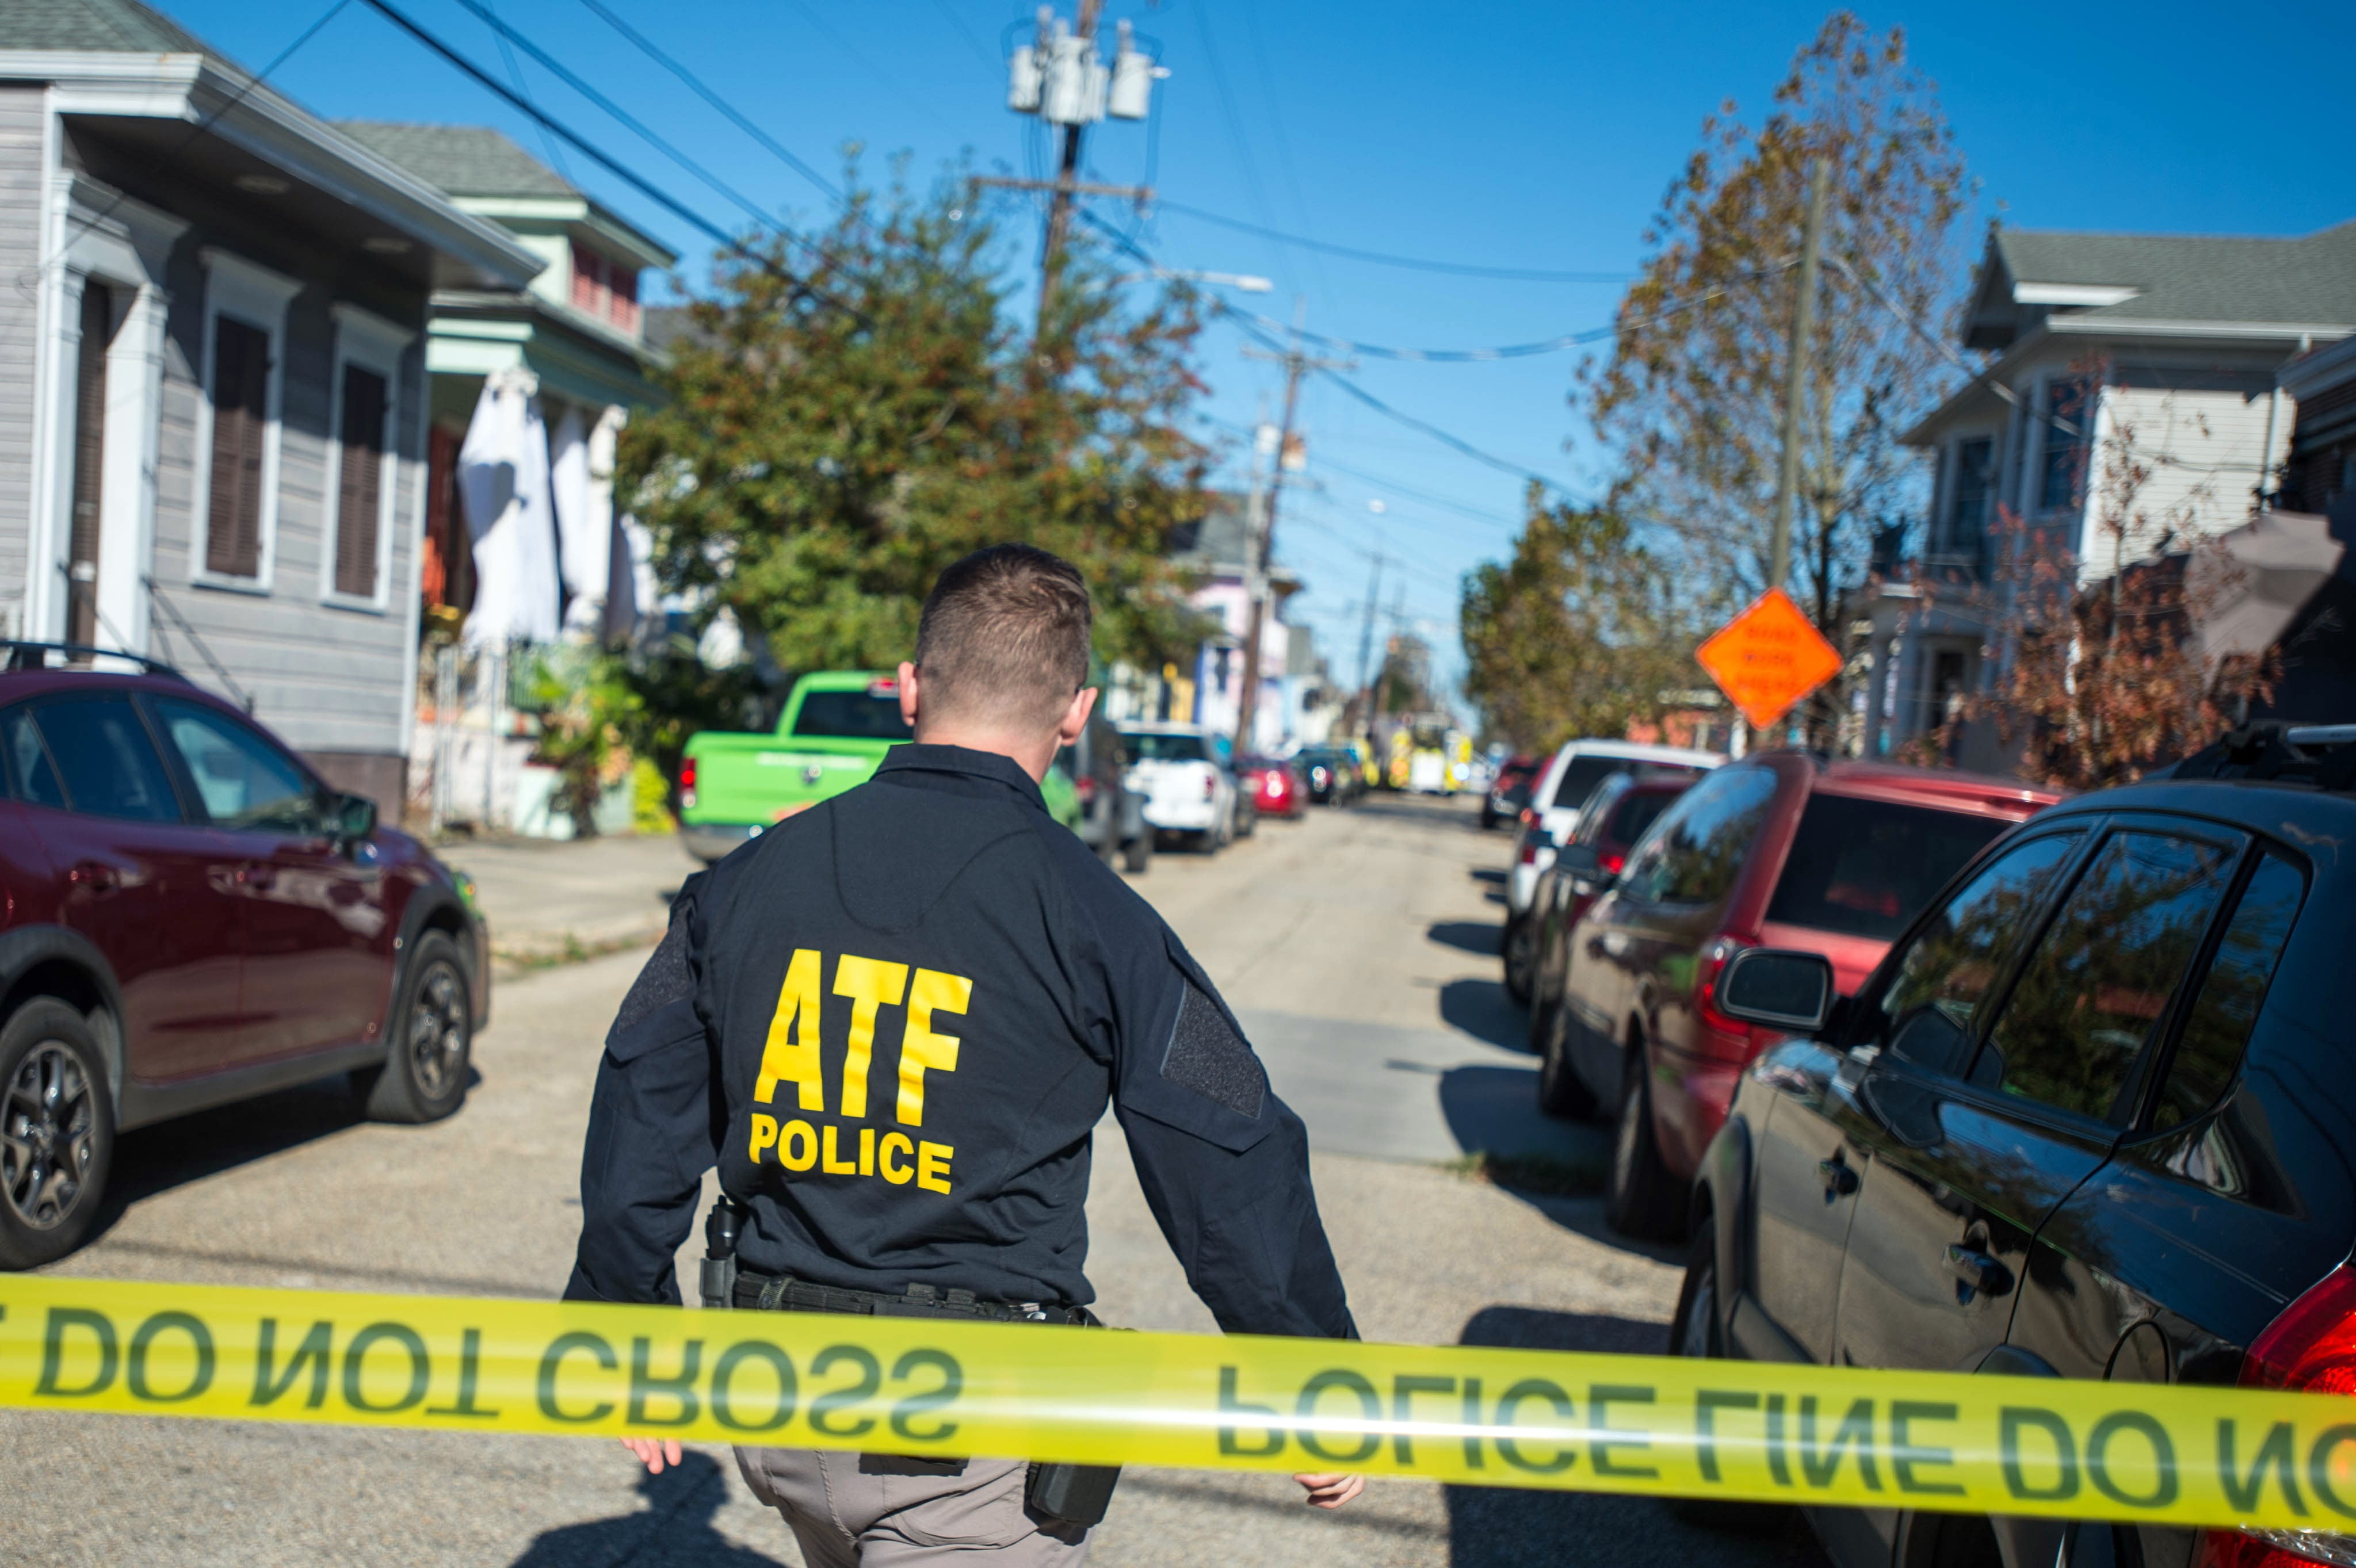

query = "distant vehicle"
[1515,769,1697,1011]
[679,670,1078,863]
[1292,747,1361,807]
[1238,755,1304,820]
[1506,739,1721,925]
[1679,724,2353,1568]
[1481,754,1541,831]
[1545,752,2057,1239]
[1119,723,1239,852]
[1052,711,1151,873]
[0,645,489,1269]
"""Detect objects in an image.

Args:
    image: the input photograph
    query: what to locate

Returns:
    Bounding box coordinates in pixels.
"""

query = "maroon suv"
[1546,752,2057,1239]
[0,651,489,1268]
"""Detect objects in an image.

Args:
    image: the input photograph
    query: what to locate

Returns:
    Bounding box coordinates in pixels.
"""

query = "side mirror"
[1555,842,1610,885]
[1716,947,1836,1034]
[333,791,378,847]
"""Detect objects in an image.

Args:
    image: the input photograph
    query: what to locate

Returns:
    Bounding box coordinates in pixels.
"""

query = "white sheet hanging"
[456,369,559,645]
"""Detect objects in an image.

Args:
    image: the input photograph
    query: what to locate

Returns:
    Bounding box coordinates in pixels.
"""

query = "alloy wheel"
[407,961,470,1099]
[2,1042,97,1231]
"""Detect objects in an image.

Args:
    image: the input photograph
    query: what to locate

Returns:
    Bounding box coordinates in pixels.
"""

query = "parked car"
[1238,755,1305,820]
[0,645,490,1269]
[1677,724,2356,1568]
[1120,723,1239,852]
[1515,769,1698,1013]
[1506,739,1721,934]
[1053,712,1151,873]
[1292,747,1361,807]
[1481,754,1541,831]
[1547,752,2057,1238]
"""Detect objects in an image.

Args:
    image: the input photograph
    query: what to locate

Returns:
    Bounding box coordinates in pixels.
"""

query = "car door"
[2,693,246,1083]
[1739,828,2088,1368]
[147,696,393,1064]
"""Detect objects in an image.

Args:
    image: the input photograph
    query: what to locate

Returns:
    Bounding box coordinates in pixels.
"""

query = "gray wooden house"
[0,0,540,808]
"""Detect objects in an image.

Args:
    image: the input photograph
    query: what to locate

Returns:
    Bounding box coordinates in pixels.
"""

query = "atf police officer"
[566,545,1361,1564]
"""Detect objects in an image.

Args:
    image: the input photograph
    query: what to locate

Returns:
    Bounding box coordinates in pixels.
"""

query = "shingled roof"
[0,0,217,56]
[335,122,578,200]
[1965,220,2356,350]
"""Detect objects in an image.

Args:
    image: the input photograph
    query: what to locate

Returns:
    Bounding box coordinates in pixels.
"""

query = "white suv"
[1118,723,1239,851]
[1505,739,1721,918]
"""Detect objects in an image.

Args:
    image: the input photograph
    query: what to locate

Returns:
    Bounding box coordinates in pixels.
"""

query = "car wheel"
[1122,830,1152,875]
[358,931,474,1125]
[1501,913,1537,1005]
[1536,1003,1598,1120]
[1666,1211,1789,1529]
[0,1000,114,1270]
[1605,1044,1687,1240]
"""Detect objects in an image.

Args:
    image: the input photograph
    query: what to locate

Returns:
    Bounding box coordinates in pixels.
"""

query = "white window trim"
[190,247,302,595]
[321,303,414,613]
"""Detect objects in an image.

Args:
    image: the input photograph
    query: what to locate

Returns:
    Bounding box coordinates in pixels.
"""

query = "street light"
[1114,268,1275,292]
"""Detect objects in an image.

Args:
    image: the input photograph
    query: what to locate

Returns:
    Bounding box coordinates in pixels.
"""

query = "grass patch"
[1442,1149,1606,1198]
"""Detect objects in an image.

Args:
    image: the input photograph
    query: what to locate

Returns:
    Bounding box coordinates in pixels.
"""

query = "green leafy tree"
[618,165,1212,682]
[1460,487,1692,751]
[1584,12,1971,642]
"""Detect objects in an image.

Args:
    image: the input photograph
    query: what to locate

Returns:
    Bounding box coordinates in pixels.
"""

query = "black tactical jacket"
[564,744,1354,1340]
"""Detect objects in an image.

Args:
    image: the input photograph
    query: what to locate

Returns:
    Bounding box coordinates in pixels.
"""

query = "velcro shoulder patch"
[1160,981,1266,1119]
[611,921,692,1040]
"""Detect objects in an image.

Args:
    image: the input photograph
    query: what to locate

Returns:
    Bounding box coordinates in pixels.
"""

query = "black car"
[1054,712,1151,873]
[1293,747,1361,808]
[1678,724,2356,1568]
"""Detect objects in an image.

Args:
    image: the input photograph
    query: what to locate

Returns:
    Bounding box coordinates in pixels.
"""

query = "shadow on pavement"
[1435,1065,1605,1168]
[1426,920,1500,957]
[91,1076,370,1244]
[1469,867,1506,886]
[1438,978,1525,1050]
[1444,1309,1831,1568]
[511,1451,787,1567]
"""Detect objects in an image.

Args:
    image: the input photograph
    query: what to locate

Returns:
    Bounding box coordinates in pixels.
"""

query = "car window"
[1,707,66,809]
[1125,732,1207,763]
[1767,794,2014,942]
[152,698,323,833]
[790,690,914,740]
[1617,764,1777,907]
[2152,852,2305,1131]
[1550,754,1625,809]
[29,694,181,823]
[1975,831,2241,1123]
[1600,787,1681,851]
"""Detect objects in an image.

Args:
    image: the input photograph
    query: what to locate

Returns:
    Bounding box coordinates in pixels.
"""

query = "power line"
[480,0,574,183]
[1156,200,1632,284]
[788,0,964,141]
[1188,3,1280,247]
[929,0,1001,69]
[572,0,843,205]
[356,0,861,318]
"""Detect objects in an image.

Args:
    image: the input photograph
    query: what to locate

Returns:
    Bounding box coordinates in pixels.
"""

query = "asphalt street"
[2,793,1830,1568]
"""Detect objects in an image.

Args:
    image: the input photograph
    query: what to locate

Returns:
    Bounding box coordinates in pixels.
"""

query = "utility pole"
[1769,157,1832,596]
[977,6,1164,329]
[1353,550,1385,732]
[1235,301,1350,755]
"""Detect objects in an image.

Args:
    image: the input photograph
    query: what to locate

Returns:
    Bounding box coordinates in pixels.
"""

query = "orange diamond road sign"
[1695,587,1842,731]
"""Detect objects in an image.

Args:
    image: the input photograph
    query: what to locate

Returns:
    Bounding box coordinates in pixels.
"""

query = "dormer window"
[570,241,640,334]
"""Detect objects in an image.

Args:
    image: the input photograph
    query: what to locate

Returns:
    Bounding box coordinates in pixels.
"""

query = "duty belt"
[729,1269,1096,1326]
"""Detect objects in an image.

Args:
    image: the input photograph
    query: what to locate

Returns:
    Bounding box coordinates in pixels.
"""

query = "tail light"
[1268,773,1288,796]
[1075,775,1097,804]
[681,756,698,811]
[1601,851,1626,875]
[2200,1265,2356,1568]
[1202,775,1217,801]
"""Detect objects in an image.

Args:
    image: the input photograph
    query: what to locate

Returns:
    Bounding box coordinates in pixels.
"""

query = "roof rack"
[2161,721,2356,791]
[1,641,191,682]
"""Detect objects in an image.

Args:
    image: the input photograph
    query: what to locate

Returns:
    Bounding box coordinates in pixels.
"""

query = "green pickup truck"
[678,670,1076,863]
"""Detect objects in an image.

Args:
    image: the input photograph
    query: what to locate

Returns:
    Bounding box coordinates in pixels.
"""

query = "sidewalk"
[440,831,692,974]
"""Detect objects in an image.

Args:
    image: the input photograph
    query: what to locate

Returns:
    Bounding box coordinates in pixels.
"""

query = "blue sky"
[171,0,2356,705]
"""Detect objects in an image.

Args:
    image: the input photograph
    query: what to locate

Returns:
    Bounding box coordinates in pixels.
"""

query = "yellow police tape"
[2,1273,2350,1533]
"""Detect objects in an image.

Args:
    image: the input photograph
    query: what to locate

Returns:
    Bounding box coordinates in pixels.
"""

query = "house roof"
[1170,493,1253,572]
[335,121,578,200]
[0,0,214,56]
[1964,221,2356,350]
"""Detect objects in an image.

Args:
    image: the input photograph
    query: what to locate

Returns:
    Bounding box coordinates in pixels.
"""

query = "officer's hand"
[1294,1472,1364,1509]
[622,1437,685,1475]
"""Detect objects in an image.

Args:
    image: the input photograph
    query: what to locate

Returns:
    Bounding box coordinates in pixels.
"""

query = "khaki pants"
[735,1447,1091,1567]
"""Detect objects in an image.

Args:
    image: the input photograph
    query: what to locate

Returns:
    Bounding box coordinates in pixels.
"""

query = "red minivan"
[1545,752,2058,1238]
[0,652,489,1268]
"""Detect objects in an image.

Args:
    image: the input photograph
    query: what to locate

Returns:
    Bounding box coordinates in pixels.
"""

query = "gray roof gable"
[1992,220,2356,328]
[0,0,216,55]
[335,120,577,200]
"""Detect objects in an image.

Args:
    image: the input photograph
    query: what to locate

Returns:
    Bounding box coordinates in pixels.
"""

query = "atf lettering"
[755,950,826,1110]
[895,969,971,1126]
[832,955,910,1118]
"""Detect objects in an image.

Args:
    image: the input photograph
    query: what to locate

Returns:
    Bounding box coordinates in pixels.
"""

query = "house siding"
[0,83,48,624]
[2080,380,2283,579]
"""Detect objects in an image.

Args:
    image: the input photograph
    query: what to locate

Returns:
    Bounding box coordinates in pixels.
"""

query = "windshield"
[790,690,914,740]
[1766,794,2013,941]
[1125,731,1208,763]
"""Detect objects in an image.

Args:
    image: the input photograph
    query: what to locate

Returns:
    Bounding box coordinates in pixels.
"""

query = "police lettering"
[748,951,971,1193]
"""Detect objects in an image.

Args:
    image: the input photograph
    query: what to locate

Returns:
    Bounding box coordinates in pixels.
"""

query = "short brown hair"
[914,544,1093,732]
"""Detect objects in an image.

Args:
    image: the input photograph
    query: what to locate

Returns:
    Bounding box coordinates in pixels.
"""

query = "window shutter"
[335,364,387,598]
[206,318,269,578]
